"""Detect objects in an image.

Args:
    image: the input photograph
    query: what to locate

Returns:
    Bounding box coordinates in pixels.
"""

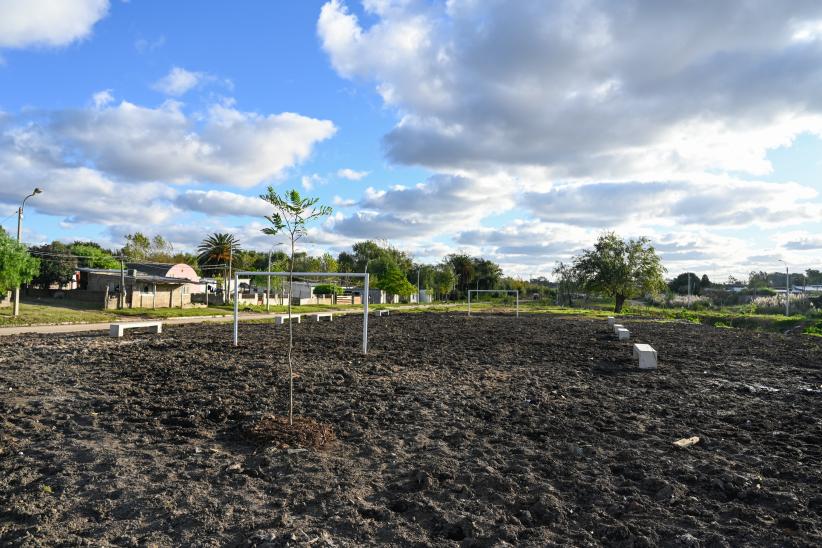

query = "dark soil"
[1,313,821,547]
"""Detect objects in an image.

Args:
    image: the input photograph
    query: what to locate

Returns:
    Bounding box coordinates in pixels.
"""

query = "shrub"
[313,284,342,295]
[752,294,813,315]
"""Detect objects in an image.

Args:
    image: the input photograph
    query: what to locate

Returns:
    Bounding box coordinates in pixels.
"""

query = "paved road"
[0,309,368,337]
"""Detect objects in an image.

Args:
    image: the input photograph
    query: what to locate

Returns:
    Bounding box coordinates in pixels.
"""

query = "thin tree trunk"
[288,238,294,426]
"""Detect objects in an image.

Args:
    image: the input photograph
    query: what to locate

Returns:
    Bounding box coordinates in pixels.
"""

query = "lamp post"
[778,260,789,316]
[417,266,421,305]
[13,188,42,317]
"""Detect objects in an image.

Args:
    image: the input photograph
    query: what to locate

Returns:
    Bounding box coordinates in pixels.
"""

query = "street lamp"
[14,188,43,317]
[778,259,789,317]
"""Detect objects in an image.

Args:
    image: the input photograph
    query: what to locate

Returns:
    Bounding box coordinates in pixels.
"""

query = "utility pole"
[779,260,790,316]
[417,267,420,304]
[13,188,42,317]
[267,250,272,313]
[687,272,691,306]
[119,258,126,309]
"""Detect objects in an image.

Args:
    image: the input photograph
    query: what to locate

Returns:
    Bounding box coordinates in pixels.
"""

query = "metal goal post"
[233,271,370,353]
[467,289,519,318]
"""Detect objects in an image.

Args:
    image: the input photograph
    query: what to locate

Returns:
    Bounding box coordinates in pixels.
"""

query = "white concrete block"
[607,316,615,327]
[613,323,624,335]
[616,327,630,341]
[109,321,162,337]
[309,313,333,321]
[633,343,658,370]
[275,315,301,325]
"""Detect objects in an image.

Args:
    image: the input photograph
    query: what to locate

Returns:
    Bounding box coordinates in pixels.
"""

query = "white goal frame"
[468,289,519,318]
[233,271,370,354]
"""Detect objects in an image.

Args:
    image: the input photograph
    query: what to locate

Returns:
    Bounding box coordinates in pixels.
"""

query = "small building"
[78,262,202,309]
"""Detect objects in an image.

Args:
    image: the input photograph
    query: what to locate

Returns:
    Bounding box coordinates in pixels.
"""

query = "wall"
[0,291,11,308]
[25,288,106,304]
[126,283,195,309]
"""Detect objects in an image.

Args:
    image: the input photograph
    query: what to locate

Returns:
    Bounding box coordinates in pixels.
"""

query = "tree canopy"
[376,265,417,297]
[0,228,40,294]
[70,243,120,269]
[30,242,77,288]
[572,232,666,312]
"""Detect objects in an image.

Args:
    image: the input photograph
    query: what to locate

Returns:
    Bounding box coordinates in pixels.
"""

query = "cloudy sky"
[2,0,821,280]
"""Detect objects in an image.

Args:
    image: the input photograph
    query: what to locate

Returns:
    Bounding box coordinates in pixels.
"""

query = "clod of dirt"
[243,415,336,450]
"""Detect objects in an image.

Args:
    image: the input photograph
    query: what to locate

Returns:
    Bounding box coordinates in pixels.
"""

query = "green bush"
[313,284,342,295]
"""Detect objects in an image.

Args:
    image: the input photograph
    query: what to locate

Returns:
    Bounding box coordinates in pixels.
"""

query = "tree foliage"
[260,187,332,426]
[668,272,706,296]
[313,283,342,295]
[29,242,77,288]
[432,263,457,300]
[122,232,175,262]
[376,265,417,297]
[0,228,40,294]
[70,243,120,269]
[572,232,666,312]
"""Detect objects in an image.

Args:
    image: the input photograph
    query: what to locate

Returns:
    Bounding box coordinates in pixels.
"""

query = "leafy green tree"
[70,243,120,269]
[260,187,332,426]
[122,232,177,262]
[668,272,702,296]
[0,228,40,294]
[29,242,77,288]
[197,233,241,296]
[805,269,822,286]
[320,252,338,273]
[552,261,579,306]
[474,258,502,290]
[572,232,667,312]
[446,253,475,295]
[433,263,457,301]
[122,232,152,260]
[377,265,416,297]
[337,240,412,279]
[313,284,342,295]
[700,274,711,289]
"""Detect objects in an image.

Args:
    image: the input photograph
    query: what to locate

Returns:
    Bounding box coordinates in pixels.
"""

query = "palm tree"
[197,233,241,299]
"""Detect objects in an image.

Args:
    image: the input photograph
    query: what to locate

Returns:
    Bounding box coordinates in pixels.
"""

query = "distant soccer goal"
[467,290,519,318]
[232,271,370,354]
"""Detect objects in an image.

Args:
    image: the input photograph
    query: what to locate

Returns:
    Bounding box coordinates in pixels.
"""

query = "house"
[78,262,202,309]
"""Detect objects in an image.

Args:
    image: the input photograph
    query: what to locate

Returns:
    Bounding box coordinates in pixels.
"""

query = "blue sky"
[1,0,821,279]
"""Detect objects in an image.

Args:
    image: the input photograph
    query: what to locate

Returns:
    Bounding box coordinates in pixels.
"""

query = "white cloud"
[329,173,515,240]
[301,173,324,190]
[174,190,270,218]
[0,93,337,234]
[0,0,109,49]
[337,167,369,180]
[152,67,205,96]
[333,195,356,207]
[521,177,820,229]
[92,89,114,108]
[319,1,822,178]
[36,97,336,186]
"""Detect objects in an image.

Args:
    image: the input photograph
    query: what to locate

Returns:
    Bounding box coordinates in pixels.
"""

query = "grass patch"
[0,303,115,326]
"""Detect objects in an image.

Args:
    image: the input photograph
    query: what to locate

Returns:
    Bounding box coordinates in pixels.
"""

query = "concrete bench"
[275,315,301,325]
[633,343,658,369]
[308,313,333,322]
[109,321,162,338]
[613,323,625,335]
[616,327,631,341]
[607,316,615,327]
[375,310,389,316]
